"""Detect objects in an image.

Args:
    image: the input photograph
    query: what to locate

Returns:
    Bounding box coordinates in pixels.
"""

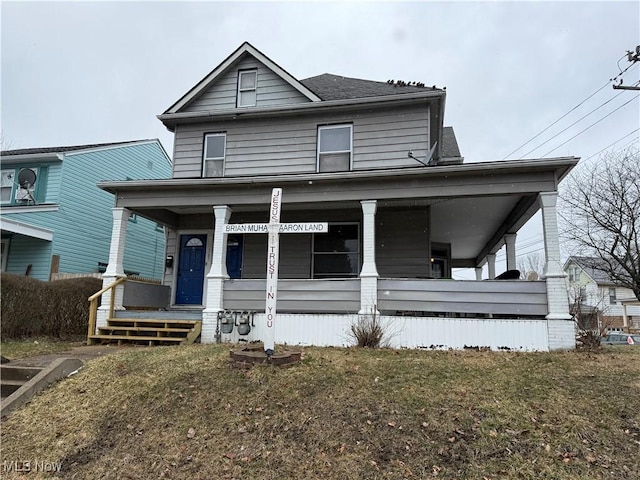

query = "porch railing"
[222,278,548,318]
[224,278,361,312]
[378,278,548,317]
[87,277,126,344]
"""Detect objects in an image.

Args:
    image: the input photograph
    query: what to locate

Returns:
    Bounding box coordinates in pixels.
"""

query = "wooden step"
[89,334,185,345]
[99,326,195,334]
[107,319,197,328]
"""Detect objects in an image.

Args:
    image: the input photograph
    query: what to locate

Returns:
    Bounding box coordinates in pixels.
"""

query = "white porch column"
[539,192,573,349]
[504,233,517,271]
[486,253,496,279]
[97,207,129,329]
[475,267,483,281]
[202,205,232,343]
[622,304,629,332]
[359,200,379,315]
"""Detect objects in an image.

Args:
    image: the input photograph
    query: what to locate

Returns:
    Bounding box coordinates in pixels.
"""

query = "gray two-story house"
[93,42,578,351]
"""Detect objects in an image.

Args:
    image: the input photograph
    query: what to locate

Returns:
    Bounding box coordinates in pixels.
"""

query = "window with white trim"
[568,266,579,282]
[609,287,617,305]
[203,133,226,177]
[237,70,257,107]
[317,124,352,172]
[312,223,360,278]
[1,170,14,204]
[1,167,42,205]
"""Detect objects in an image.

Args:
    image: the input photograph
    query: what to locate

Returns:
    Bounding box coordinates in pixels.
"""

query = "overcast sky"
[2,0,639,275]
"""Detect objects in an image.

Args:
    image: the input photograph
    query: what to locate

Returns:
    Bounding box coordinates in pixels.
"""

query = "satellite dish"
[17,168,37,188]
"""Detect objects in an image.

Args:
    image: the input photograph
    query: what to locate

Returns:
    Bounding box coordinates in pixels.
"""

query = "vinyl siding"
[1,142,172,280]
[376,208,430,277]
[182,56,310,112]
[172,104,429,178]
[3,235,52,280]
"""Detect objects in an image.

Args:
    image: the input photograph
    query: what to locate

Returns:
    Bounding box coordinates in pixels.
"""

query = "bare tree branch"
[559,147,640,301]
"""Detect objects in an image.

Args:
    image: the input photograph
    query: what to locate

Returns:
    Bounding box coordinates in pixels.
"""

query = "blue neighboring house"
[0,139,172,281]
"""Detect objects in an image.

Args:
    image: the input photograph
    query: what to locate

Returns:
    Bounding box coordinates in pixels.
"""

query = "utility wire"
[541,93,639,158]
[583,128,640,161]
[518,89,631,159]
[502,81,611,159]
[504,61,639,160]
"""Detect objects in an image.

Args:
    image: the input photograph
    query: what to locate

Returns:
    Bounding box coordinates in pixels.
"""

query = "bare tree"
[560,148,640,301]
[517,252,545,279]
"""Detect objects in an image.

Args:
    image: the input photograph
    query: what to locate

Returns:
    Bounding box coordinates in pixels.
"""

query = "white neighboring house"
[564,256,640,332]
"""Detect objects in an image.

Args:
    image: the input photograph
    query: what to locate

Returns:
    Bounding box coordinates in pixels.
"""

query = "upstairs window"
[237,70,257,107]
[1,170,14,204]
[317,124,352,172]
[203,133,226,177]
[609,287,617,305]
[568,266,579,282]
[1,167,43,205]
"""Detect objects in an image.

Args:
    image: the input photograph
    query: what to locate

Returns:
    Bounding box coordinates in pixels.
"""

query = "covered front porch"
[93,158,578,350]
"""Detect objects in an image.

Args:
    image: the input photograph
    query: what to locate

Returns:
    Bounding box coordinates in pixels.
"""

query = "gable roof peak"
[165,42,321,114]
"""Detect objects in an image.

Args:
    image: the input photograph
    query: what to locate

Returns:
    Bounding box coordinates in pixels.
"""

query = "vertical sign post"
[222,188,328,357]
[264,188,282,356]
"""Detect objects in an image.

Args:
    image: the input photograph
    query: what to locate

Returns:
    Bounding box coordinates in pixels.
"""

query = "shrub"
[1,273,102,339]
[349,311,387,348]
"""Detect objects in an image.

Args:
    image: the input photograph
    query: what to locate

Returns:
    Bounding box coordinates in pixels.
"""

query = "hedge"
[1,273,102,339]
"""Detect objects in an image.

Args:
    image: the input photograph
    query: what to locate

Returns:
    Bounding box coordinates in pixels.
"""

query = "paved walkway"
[3,344,144,368]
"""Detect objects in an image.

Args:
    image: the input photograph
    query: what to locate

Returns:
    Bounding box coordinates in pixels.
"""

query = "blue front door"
[176,234,207,305]
[226,234,243,279]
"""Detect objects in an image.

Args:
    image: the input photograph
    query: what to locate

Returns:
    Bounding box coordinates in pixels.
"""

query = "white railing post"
[504,233,517,271]
[539,192,573,350]
[487,253,496,279]
[98,207,129,327]
[202,205,232,343]
[359,200,379,315]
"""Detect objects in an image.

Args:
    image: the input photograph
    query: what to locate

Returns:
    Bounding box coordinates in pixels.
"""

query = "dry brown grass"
[1,345,639,479]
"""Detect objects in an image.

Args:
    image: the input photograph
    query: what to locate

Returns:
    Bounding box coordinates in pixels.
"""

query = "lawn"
[1,345,638,479]
[1,337,83,360]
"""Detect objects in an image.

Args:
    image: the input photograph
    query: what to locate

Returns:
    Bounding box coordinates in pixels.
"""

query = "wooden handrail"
[88,276,127,301]
[87,277,127,344]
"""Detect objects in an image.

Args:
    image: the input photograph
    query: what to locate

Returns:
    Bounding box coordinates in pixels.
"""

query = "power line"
[583,128,640,161]
[504,60,639,160]
[518,88,632,159]
[501,80,612,160]
[541,93,639,158]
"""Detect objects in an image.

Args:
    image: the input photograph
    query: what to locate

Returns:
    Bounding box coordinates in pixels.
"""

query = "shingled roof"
[300,74,442,101]
[1,140,154,157]
[568,256,618,285]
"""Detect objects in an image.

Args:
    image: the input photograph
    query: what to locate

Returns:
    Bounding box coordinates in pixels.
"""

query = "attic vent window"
[237,70,257,107]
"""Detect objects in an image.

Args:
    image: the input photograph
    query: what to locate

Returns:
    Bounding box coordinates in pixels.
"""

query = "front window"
[317,124,352,172]
[203,133,226,177]
[609,287,617,305]
[237,70,257,107]
[312,223,360,278]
